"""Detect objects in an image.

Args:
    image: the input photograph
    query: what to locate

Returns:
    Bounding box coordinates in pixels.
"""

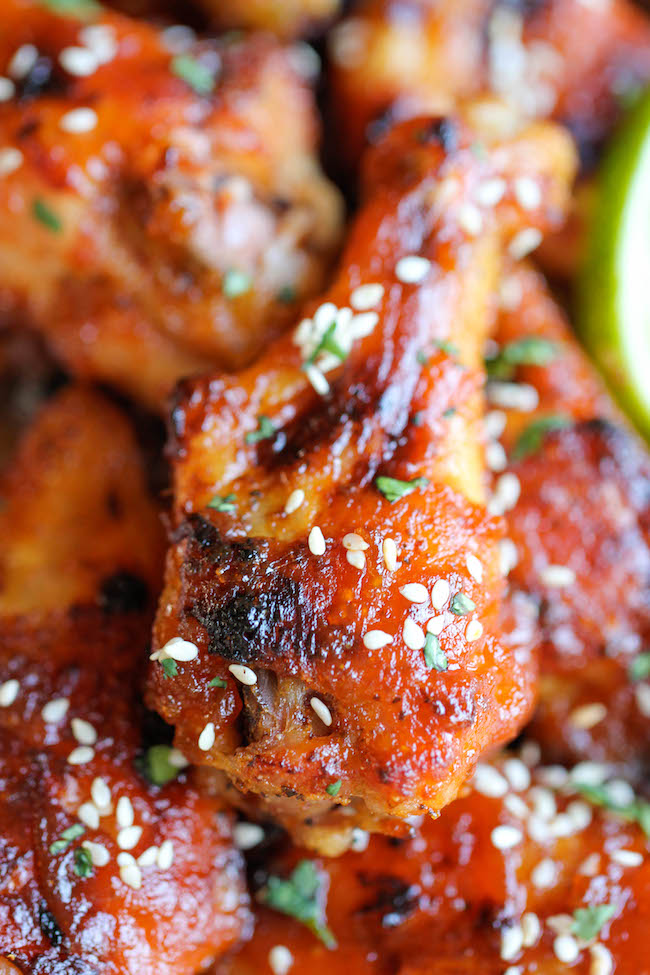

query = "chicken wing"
[220,749,650,974]
[488,265,650,779]
[146,108,575,850]
[0,387,250,974]
[0,0,342,409]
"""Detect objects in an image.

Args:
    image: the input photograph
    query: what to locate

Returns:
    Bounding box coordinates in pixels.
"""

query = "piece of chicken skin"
[328,0,650,172]
[0,0,342,411]
[218,748,650,975]
[0,387,250,974]
[146,109,575,850]
[487,264,650,780]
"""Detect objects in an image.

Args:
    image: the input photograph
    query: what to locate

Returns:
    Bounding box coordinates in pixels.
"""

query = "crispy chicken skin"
[490,265,650,778]
[220,750,650,974]
[328,0,650,170]
[0,0,342,410]
[0,388,250,974]
[146,109,575,848]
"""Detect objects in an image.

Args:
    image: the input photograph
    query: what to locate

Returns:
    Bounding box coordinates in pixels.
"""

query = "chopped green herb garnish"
[171,54,216,95]
[486,337,557,380]
[245,415,276,445]
[49,823,85,855]
[629,652,650,682]
[307,321,346,365]
[207,493,236,513]
[161,658,178,679]
[277,284,297,303]
[325,780,342,798]
[143,744,181,786]
[423,633,447,671]
[73,846,93,878]
[433,339,460,357]
[375,475,429,503]
[511,414,573,461]
[571,904,616,942]
[442,407,457,419]
[209,676,228,688]
[222,268,252,299]
[260,860,336,948]
[450,593,475,616]
[578,783,650,838]
[470,141,487,159]
[41,0,101,14]
[416,349,429,366]
[411,412,423,427]
[33,198,62,233]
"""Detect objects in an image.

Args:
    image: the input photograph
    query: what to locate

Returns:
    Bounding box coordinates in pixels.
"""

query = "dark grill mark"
[39,904,63,947]
[98,571,149,614]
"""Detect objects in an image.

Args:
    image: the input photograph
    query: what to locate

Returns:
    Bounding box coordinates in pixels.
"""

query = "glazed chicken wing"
[0,387,249,974]
[221,748,650,974]
[146,108,575,850]
[0,0,341,409]
[488,265,650,780]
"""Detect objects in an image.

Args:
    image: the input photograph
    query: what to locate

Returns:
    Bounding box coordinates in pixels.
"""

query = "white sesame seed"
[531,858,557,889]
[475,177,506,207]
[399,583,429,604]
[161,23,197,53]
[611,848,643,867]
[382,537,398,571]
[137,846,159,868]
[502,758,531,792]
[473,764,508,798]
[499,538,519,576]
[91,777,111,811]
[491,825,523,850]
[157,839,175,870]
[304,363,330,396]
[167,748,189,769]
[198,721,216,751]
[117,852,135,867]
[8,44,38,80]
[59,46,99,77]
[527,814,551,844]
[233,822,265,850]
[465,554,484,583]
[458,202,484,236]
[0,679,19,707]
[570,761,610,788]
[343,533,369,551]
[529,786,557,820]
[59,107,98,133]
[570,702,606,730]
[79,25,118,65]
[486,439,507,472]
[485,409,507,439]
[590,944,613,975]
[0,148,23,176]
[395,255,431,284]
[350,827,370,851]
[350,283,384,311]
[465,619,483,642]
[159,637,199,662]
[42,697,69,723]
[553,935,580,964]
[310,697,332,727]
[71,717,97,746]
[0,77,15,101]
[499,275,524,310]
[547,914,574,936]
[284,489,305,514]
[487,381,539,412]
[119,862,142,889]
[500,924,523,961]
[116,796,134,828]
[504,794,528,819]
[67,746,94,765]
[520,740,542,767]
[403,617,425,651]
[228,664,257,685]
[635,683,650,717]
[287,41,321,80]
[514,177,542,211]
[579,853,601,877]
[540,564,576,588]
[362,630,393,650]
[508,227,543,260]
[426,615,446,636]
[346,550,366,570]
[117,825,142,851]
[77,801,100,829]
[268,945,294,975]
[431,579,450,611]
[488,472,521,516]
[82,840,110,867]
[308,526,326,555]
[521,912,541,947]
[504,969,523,975]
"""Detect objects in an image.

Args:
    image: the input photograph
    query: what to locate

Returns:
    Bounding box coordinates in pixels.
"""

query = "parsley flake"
[325,780,341,798]
[246,415,276,445]
[450,593,475,616]
[307,320,346,365]
[73,846,93,878]
[49,823,85,855]
[143,744,181,786]
[578,783,650,838]
[443,407,457,419]
[41,0,101,16]
[375,475,429,503]
[511,414,573,461]
[277,284,297,304]
[424,633,448,671]
[486,337,557,380]
[571,904,616,942]
[260,860,336,948]
[171,54,216,95]
[33,198,62,233]
[209,676,228,688]
[207,493,236,513]
[222,268,252,299]
[161,658,178,679]
[629,652,650,682]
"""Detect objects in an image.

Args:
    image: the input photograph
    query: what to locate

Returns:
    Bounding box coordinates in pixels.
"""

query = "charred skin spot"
[39,904,63,947]
[17,55,68,102]
[355,873,419,927]
[98,571,149,614]
[180,515,261,567]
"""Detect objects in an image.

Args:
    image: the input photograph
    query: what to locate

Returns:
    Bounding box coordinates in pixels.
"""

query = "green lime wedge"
[578,88,650,441]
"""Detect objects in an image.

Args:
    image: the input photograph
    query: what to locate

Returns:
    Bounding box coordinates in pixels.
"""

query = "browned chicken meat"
[0,0,342,409]
[146,106,575,850]
[0,387,250,974]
